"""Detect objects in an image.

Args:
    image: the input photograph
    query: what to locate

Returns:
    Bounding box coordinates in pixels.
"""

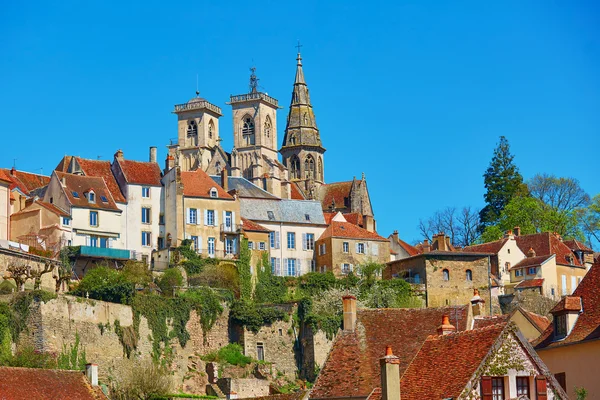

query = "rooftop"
[210,175,278,199]
[116,159,162,186]
[54,172,120,211]
[182,169,233,200]
[318,221,386,242]
[240,198,326,225]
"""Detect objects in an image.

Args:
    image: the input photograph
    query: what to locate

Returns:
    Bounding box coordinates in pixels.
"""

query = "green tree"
[255,252,287,303]
[579,194,600,246]
[70,266,135,304]
[480,136,526,227]
[157,268,183,296]
[237,238,253,300]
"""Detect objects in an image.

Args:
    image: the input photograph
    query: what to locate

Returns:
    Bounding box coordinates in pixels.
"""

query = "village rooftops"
[241,217,269,232]
[210,175,278,199]
[54,171,119,212]
[181,169,233,200]
[240,198,326,225]
[0,168,50,196]
[319,221,386,242]
[114,159,162,186]
[510,254,555,270]
[11,199,69,218]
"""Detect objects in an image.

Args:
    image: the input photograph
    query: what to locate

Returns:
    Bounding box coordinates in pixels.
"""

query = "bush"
[1,345,57,369]
[70,266,135,304]
[217,343,252,366]
[229,300,286,333]
[109,359,172,400]
[297,272,337,297]
[157,268,183,297]
[255,255,288,304]
[188,263,239,297]
[121,261,152,286]
[179,287,224,333]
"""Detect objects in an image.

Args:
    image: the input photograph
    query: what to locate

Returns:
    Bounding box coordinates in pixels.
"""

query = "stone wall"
[0,249,57,292]
[20,295,230,394]
[299,324,335,381]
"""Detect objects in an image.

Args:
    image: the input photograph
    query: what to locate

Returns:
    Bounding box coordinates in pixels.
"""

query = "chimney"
[433,232,447,251]
[149,146,157,163]
[114,149,124,161]
[437,315,456,335]
[513,226,521,237]
[379,346,400,400]
[470,289,486,317]
[85,363,98,386]
[342,295,357,332]
[392,230,398,240]
[221,168,228,191]
[504,229,514,239]
[422,239,430,253]
[165,155,175,172]
[527,247,536,258]
[10,166,16,176]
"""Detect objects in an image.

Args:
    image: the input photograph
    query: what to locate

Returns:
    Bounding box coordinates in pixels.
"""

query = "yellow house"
[241,217,270,272]
[534,260,600,399]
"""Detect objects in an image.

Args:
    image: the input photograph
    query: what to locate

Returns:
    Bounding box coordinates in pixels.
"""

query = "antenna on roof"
[39,168,43,175]
[13,159,17,169]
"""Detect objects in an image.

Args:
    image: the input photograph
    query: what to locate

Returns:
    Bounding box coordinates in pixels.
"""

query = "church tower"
[228,68,286,196]
[280,49,326,198]
[169,91,222,172]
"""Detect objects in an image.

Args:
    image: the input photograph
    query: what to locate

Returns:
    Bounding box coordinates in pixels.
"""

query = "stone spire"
[280,48,326,185]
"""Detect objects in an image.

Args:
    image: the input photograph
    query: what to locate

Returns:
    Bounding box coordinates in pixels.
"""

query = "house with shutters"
[315,212,389,277]
[161,167,240,261]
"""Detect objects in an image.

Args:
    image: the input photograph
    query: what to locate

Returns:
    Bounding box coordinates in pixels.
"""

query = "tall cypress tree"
[479,136,526,227]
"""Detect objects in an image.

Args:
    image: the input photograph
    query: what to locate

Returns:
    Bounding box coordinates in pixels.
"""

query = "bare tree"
[4,256,57,292]
[456,206,481,247]
[529,173,590,212]
[419,206,480,247]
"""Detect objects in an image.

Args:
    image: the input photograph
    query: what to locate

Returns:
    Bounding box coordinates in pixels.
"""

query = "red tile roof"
[519,308,551,332]
[12,200,70,218]
[0,168,50,196]
[564,239,594,253]
[320,181,352,210]
[400,324,506,400]
[72,158,126,203]
[116,159,162,186]
[393,236,421,257]
[55,172,120,211]
[550,296,582,313]
[310,306,469,399]
[473,314,509,329]
[536,259,600,349]
[511,254,554,270]
[290,182,306,200]
[0,169,12,184]
[241,217,269,232]
[181,169,233,200]
[342,212,364,227]
[464,238,508,254]
[323,212,336,225]
[515,278,545,289]
[318,221,386,242]
[516,232,583,267]
[0,367,106,399]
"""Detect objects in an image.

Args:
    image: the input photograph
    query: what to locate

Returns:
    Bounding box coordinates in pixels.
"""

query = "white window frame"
[142,231,152,247]
[357,242,365,254]
[142,187,150,198]
[287,232,296,249]
[141,207,151,224]
[189,208,198,224]
[248,241,254,250]
[208,237,215,256]
[206,209,215,226]
[343,242,349,253]
[259,242,266,250]
[305,233,315,251]
[89,211,98,227]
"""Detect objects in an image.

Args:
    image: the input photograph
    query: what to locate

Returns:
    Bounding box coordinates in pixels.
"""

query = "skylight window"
[72,191,80,198]
[305,214,310,221]
[100,196,108,203]
[267,211,275,221]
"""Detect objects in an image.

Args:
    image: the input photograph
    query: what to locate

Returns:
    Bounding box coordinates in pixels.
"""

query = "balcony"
[173,100,222,115]
[76,246,133,260]
[228,92,279,108]
[220,223,241,235]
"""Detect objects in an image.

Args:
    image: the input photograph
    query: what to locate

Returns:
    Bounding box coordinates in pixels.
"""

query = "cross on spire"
[296,40,303,53]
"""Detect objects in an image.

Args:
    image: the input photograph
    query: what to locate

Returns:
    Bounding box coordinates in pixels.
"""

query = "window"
[187,120,198,137]
[551,288,555,296]
[188,208,197,224]
[191,236,199,251]
[159,214,165,225]
[287,259,296,276]
[248,241,254,250]
[242,116,255,145]
[571,276,577,294]
[141,207,151,224]
[271,257,276,273]
[515,269,523,277]
[357,243,365,254]
[561,275,567,295]
[208,237,215,256]
[343,242,349,253]
[90,236,98,247]
[507,248,511,254]
[466,269,472,281]
[72,191,80,198]
[269,232,275,248]
[304,155,315,179]
[88,192,95,203]
[289,155,300,179]
[62,217,70,226]
[342,263,352,275]
[554,314,567,338]
[142,232,151,247]
[206,210,215,226]
[528,267,537,275]
[287,232,296,249]
[157,237,164,249]
[442,269,450,281]
[516,377,530,397]
[89,211,98,227]
[305,213,310,221]
[319,243,326,255]
[224,211,232,228]
[210,188,218,198]
[259,242,266,250]
[491,377,504,400]
[267,211,275,221]
[554,372,566,391]
[142,187,150,198]
[100,195,108,203]
[305,233,315,250]
[256,343,264,361]
[99,237,108,248]
[225,238,234,255]
[311,260,316,272]
[208,120,214,139]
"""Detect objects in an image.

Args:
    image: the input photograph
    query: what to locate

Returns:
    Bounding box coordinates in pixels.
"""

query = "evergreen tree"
[479,136,526,227]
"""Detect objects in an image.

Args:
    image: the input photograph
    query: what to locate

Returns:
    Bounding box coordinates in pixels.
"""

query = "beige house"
[315,213,389,277]
[241,217,270,271]
[534,260,600,399]
[10,200,71,252]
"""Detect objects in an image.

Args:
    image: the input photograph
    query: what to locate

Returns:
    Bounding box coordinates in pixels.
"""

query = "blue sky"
[1,1,599,244]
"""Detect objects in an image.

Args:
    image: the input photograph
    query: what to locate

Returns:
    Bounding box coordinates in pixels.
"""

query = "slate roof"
[400,324,506,400]
[515,232,583,267]
[0,367,107,399]
[241,217,269,232]
[240,198,326,225]
[511,254,554,270]
[463,238,508,254]
[183,170,233,200]
[55,172,120,211]
[318,221,386,242]
[116,159,162,186]
[210,175,278,199]
[0,168,50,196]
[515,278,545,289]
[310,306,469,399]
[72,157,127,203]
[319,181,352,210]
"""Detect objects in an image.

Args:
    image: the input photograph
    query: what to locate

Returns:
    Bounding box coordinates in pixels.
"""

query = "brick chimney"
[422,239,430,253]
[392,230,399,241]
[342,295,357,332]
[114,149,124,161]
[437,315,456,335]
[85,363,98,386]
[379,345,400,400]
[165,155,175,173]
[504,229,514,239]
[513,226,521,237]
[527,247,536,258]
[221,168,228,191]
[433,232,447,251]
[149,146,157,163]
[470,289,486,317]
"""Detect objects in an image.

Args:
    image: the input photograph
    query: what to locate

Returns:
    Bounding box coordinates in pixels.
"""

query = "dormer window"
[554,314,567,339]
[88,191,96,203]
[267,211,275,221]
[100,196,108,203]
[209,187,218,198]
[72,191,80,198]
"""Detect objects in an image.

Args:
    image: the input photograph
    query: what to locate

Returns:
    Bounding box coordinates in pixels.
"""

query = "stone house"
[111,148,163,265]
[318,175,376,232]
[0,167,51,215]
[534,259,600,399]
[384,250,492,308]
[10,199,72,250]
[563,238,595,268]
[387,230,420,261]
[315,213,389,277]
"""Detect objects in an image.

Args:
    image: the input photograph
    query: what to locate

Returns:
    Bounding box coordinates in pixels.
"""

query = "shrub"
[2,345,57,369]
[229,300,286,333]
[121,260,152,286]
[217,343,252,366]
[109,359,172,400]
[70,266,135,304]
[157,268,183,297]
[254,254,288,304]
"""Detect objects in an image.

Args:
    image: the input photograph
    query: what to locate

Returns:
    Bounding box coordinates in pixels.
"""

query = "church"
[165,50,376,232]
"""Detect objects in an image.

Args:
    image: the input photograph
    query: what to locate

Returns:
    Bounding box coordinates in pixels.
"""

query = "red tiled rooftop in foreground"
[0,168,50,196]
[181,169,233,200]
[55,172,120,211]
[0,367,106,400]
[516,232,583,267]
[117,159,162,186]
[550,295,582,313]
[320,181,352,209]
[73,158,126,203]
[464,238,509,254]
[515,278,545,289]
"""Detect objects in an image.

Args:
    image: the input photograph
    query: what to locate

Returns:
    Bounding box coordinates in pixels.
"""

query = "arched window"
[303,113,308,124]
[208,120,214,139]
[304,155,315,179]
[210,187,218,198]
[264,116,271,138]
[466,269,472,281]
[442,269,450,281]
[242,116,255,145]
[290,155,300,179]
[187,120,198,137]
[290,134,296,145]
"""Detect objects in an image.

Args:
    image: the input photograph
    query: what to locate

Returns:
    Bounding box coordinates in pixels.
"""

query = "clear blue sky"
[1,1,599,244]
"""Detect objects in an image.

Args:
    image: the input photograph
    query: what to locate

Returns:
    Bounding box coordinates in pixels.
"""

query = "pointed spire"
[295,40,305,85]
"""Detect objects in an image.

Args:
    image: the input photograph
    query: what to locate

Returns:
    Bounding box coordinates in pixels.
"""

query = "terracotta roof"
[511,254,554,270]
[290,182,306,200]
[116,159,162,186]
[0,168,50,196]
[181,169,233,200]
[72,158,126,203]
[318,221,386,242]
[0,169,12,184]
[310,305,469,399]
[536,259,600,349]
[550,296,582,313]
[320,181,352,210]
[564,239,594,253]
[0,366,107,399]
[241,217,269,232]
[400,324,506,400]
[393,236,421,257]
[323,212,336,224]
[515,278,545,289]
[54,156,73,172]
[238,391,308,400]
[342,212,364,227]
[473,314,509,329]
[463,238,509,254]
[11,200,70,218]
[516,232,583,267]
[55,172,120,211]
[519,308,551,332]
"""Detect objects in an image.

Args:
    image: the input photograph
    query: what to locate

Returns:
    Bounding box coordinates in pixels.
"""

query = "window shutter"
[275,232,280,249]
[197,236,202,252]
[302,233,307,250]
[283,258,288,275]
[204,210,208,225]
[214,211,218,226]
[536,376,548,400]
[372,243,379,256]
[85,236,90,246]
[350,264,354,272]
[233,238,237,253]
[356,243,360,253]
[108,238,113,248]
[276,258,281,275]
[481,377,492,400]
[296,259,301,276]
[232,212,235,229]
[222,210,227,227]
[186,208,190,224]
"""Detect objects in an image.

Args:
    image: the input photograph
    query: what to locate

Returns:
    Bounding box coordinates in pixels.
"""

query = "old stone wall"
[20,295,230,394]
[299,324,335,381]
[0,249,57,292]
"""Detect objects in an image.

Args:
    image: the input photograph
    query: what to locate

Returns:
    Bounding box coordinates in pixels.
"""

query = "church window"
[290,134,297,145]
[443,269,450,281]
[208,120,214,139]
[290,155,300,179]
[318,157,323,180]
[242,116,255,145]
[303,113,308,124]
[187,120,198,137]
[304,155,315,179]
[264,116,271,138]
